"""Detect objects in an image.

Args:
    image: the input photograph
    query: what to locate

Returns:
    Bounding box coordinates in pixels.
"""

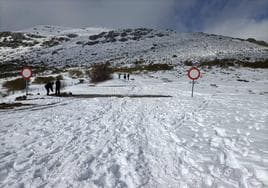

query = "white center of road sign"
[187,67,201,80]
[189,69,199,78]
[21,67,32,80]
[22,69,31,78]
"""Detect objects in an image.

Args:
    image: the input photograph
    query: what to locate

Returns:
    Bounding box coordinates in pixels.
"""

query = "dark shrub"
[184,61,193,66]
[199,58,268,68]
[112,63,173,73]
[89,63,112,83]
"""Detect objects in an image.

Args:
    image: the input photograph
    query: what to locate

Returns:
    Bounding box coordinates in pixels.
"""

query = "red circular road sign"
[21,67,32,80]
[187,67,201,80]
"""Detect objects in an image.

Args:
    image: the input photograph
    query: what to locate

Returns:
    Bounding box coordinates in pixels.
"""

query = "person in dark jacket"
[55,79,61,96]
[45,82,54,95]
[127,74,130,80]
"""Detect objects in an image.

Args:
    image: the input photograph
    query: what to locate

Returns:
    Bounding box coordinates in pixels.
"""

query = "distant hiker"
[45,82,54,95]
[118,73,121,79]
[124,74,126,80]
[127,74,130,80]
[55,78,61,96]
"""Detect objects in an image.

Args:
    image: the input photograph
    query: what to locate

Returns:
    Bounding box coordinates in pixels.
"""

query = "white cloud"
[204,19,268,41]
[0,0,267,42]
[0,0,176,31]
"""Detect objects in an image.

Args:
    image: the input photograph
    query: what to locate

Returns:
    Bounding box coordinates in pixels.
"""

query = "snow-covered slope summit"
[0,25,268,67]
[19,25,109,37]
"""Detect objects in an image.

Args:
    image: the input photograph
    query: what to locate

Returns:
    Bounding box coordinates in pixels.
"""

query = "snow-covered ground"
[0,67,267,188]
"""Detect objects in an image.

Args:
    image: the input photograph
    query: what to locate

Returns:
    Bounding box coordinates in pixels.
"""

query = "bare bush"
[89,63,112,83]
[3,78,26,92]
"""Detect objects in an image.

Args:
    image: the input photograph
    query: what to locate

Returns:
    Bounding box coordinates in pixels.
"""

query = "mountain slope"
[1,25,267,68]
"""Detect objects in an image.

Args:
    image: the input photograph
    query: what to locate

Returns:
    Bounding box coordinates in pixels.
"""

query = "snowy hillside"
[0,25,268,68]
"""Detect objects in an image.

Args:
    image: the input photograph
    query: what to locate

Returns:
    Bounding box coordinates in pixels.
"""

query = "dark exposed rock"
[119,38,128,42]
[105,31,120,38]
[26,33,45,38]
[66,33,78,38]
[76,41,83,45]
[89,35,100,40]
[120,32,128,37]
[57,37,70,42]
[84,41,99,46]
[156,33,165,37]
[0,32,39,48]
[131,36,140,41]
[124,29,132,33]
[103,38,117,43]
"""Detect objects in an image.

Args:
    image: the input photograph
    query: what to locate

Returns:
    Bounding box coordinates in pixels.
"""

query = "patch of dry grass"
[3,78,26,91]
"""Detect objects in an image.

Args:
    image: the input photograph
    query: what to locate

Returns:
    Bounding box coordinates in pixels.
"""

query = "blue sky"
[0,0,268,41]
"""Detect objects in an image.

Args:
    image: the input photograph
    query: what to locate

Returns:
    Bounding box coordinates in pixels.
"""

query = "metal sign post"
[187,67,201,98]
[25,80,28,95]
[191,80,194,98]
[20,67,32,96]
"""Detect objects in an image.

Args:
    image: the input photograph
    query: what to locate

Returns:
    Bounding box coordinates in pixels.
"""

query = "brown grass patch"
[3,78,26,91]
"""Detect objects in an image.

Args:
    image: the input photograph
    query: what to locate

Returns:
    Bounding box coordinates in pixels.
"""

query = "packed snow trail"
[0,71,268,187]
[0,97,267,187]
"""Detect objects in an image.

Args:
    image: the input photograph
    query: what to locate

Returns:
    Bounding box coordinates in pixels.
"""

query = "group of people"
[45,78,61,96]
[118,73,130,80]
